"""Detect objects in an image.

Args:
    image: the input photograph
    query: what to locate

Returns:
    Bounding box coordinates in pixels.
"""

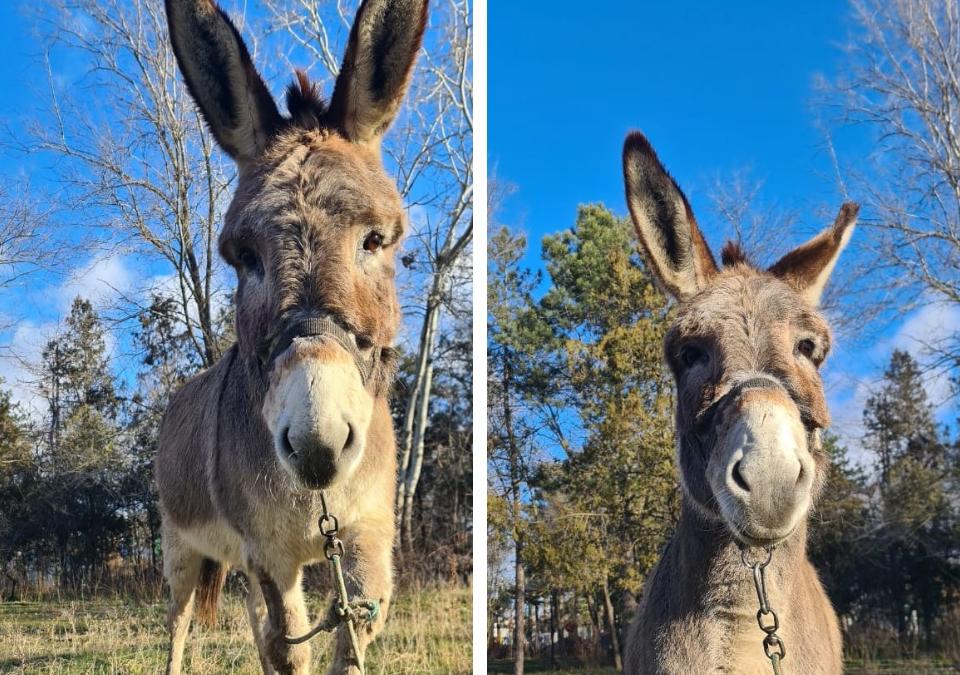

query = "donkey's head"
[623,133,857,546]
[167,0,426,490]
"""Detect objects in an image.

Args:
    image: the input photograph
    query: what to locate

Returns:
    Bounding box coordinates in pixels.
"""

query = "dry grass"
[0,584,470,674]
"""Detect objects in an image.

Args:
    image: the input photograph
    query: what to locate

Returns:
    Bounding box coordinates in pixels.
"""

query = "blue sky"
[490,1,958,456]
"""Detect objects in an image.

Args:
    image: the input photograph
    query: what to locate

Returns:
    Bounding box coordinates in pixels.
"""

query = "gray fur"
[621,133,856,674]
[157,1,427,673]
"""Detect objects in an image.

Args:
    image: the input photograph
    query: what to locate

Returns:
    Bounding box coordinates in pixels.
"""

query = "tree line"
[487,207,960,671]
[0,292,470,598]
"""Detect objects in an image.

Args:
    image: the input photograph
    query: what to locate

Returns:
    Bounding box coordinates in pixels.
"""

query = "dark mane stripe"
[285,70,327,129]
[720,241,751,267]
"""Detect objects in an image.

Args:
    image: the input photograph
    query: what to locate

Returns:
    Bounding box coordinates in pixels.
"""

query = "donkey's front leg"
[253,563,313,675]
[328,518,394,675]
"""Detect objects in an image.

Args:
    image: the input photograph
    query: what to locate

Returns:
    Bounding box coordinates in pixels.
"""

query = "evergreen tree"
[488,226,543,675]
[808,433,871,617]
[862,350,959,645]
[34,297,126,583]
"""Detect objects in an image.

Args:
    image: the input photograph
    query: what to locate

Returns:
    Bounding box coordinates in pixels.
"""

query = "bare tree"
[829,0,960,374]
[705,167,882,337]
[705,169,794,268]
[260,0,473,553]
[21,0,235,367]
[0,188,51,294]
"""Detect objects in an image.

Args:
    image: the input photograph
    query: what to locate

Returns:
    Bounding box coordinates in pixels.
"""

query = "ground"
[488,660,616,674]
[487,658,960,674]
[0,585,470,674]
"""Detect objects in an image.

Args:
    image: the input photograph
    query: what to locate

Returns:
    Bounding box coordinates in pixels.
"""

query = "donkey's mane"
[719,240,754,268]
[285,70,328,129]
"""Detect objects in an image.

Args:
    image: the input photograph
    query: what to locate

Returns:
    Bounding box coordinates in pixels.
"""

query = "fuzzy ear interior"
[768,203,859,306]
[165,0,282,166]
[622,132,718,300]
[326,0,428,146]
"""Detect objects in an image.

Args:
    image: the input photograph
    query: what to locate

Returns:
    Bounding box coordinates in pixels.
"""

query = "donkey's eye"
[363,231,384,253]
[236,247,262,275]
[680,345,709,370]
[797,338,817,361]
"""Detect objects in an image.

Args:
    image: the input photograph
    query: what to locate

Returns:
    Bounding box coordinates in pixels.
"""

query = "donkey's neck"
[670,500,809,616]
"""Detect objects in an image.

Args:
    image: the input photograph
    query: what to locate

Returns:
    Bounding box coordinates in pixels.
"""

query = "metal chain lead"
[284,491,370,674]
[741,546,786,675]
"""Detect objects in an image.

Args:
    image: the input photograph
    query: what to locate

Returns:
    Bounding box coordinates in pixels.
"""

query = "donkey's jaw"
[261,340,374,490]
[709,394,815,546]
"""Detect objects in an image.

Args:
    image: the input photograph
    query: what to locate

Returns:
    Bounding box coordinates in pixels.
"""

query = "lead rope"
[284,491,378,674]
[741,546,786,675]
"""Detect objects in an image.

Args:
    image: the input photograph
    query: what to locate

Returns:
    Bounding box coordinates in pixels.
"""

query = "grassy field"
[488,660,616,674]
[488,657,960,674]
[0,585,470,674]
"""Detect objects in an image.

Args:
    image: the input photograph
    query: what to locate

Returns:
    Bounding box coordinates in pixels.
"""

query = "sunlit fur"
[622,132,855,674]
[155,1,427,674]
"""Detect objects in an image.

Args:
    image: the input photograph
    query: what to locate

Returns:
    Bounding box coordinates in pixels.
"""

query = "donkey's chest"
[181,506,333,569]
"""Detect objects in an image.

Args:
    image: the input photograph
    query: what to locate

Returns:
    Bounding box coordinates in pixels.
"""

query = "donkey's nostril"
[344,424,355,451]
[796,464,805,486]
[732,460,750,492]
[281,427,295,458]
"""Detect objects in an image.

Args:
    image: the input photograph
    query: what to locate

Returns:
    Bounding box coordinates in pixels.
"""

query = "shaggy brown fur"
[156,2,426,674]
[621,132,856,674]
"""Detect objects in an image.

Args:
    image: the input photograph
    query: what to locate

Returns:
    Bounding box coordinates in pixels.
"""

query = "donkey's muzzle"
[280,422,352,490]
[713,376,815,544]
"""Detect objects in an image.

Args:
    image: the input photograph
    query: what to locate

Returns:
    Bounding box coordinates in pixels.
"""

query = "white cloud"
[57,255,135,312]
[0,320,57,417]
[826,301,960,465]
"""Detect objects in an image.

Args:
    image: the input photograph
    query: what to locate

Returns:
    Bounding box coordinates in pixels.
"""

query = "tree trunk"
[602,576,623,671]
[533,600,541,656]
[399,297,440,553]
[586,592,601,655]
[550,590,558,666]
[514,538,525,675]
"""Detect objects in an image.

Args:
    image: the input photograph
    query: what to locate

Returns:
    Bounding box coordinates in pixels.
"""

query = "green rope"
[283,492,379,674]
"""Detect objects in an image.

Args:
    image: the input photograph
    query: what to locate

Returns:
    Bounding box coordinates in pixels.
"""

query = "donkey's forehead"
[672,269,828,337]
[230,131,404,229]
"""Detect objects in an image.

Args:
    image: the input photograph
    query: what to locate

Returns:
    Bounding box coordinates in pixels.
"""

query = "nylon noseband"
[266,316,380,387]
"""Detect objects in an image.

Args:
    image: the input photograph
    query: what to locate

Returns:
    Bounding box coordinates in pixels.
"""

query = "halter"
[265,315,383,387]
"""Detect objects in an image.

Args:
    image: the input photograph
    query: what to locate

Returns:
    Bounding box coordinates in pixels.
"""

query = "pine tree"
[808,434,870,617]
[861,349,959,645]
[488,226,543,675]
[536,204,678,669]
[34,297,125,583]
[864,350,940,486]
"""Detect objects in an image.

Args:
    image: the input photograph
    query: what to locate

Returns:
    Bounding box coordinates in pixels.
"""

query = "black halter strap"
[266,316,380,387]
[695,374,791,434]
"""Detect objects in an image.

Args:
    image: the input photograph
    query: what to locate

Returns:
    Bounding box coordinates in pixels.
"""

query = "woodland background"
[489,0,960,672]
[0,0,472,655]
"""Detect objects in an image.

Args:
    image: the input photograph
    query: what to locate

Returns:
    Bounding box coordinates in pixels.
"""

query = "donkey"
[154,1,427,673]
[620,133,852,674]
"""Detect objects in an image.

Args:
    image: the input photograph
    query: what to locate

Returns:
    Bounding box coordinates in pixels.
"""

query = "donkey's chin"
[730,523,798,548]
[715,491,806,547]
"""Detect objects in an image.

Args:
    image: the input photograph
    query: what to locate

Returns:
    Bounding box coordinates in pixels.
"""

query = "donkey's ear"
[768,203,858,306]
[165,0,283,166]
[622,132,718,300]
[327,0,428,146]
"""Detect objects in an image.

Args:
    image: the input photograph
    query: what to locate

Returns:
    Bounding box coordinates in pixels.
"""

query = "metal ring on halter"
[740,545,773,569]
